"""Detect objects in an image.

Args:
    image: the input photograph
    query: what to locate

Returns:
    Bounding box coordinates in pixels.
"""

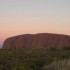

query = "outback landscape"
[0,45,70,70]
[0,33,70,70]
[0,0,70,70]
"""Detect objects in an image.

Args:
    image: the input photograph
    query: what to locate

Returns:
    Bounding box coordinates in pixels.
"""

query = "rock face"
[2,33,70,49]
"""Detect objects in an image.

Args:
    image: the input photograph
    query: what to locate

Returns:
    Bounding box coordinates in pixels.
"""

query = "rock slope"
[2,33,70,49]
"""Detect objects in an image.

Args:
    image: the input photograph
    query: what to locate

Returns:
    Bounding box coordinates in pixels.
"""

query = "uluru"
[2,33,70,49]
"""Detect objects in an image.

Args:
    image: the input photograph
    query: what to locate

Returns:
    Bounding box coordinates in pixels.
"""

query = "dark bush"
[63,46,70,50]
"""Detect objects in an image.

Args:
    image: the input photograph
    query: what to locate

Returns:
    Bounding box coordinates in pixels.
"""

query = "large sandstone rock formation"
[2,33,70,49]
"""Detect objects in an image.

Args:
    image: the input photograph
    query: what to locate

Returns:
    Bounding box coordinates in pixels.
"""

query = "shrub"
[63,46,70,50]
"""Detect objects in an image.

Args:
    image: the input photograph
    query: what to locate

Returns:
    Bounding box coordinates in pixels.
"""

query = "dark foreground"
[0,47,70,70]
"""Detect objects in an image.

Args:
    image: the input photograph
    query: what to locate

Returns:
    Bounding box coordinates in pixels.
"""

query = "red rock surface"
[2,33,70,49]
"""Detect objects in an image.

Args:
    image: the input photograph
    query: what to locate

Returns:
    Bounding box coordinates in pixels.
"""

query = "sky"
[0,0,70,46]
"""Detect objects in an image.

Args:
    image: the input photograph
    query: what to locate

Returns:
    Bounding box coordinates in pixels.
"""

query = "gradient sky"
[0,0,70,44]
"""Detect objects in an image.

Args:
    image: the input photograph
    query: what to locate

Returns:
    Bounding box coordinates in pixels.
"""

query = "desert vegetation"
[0,47,70,70]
